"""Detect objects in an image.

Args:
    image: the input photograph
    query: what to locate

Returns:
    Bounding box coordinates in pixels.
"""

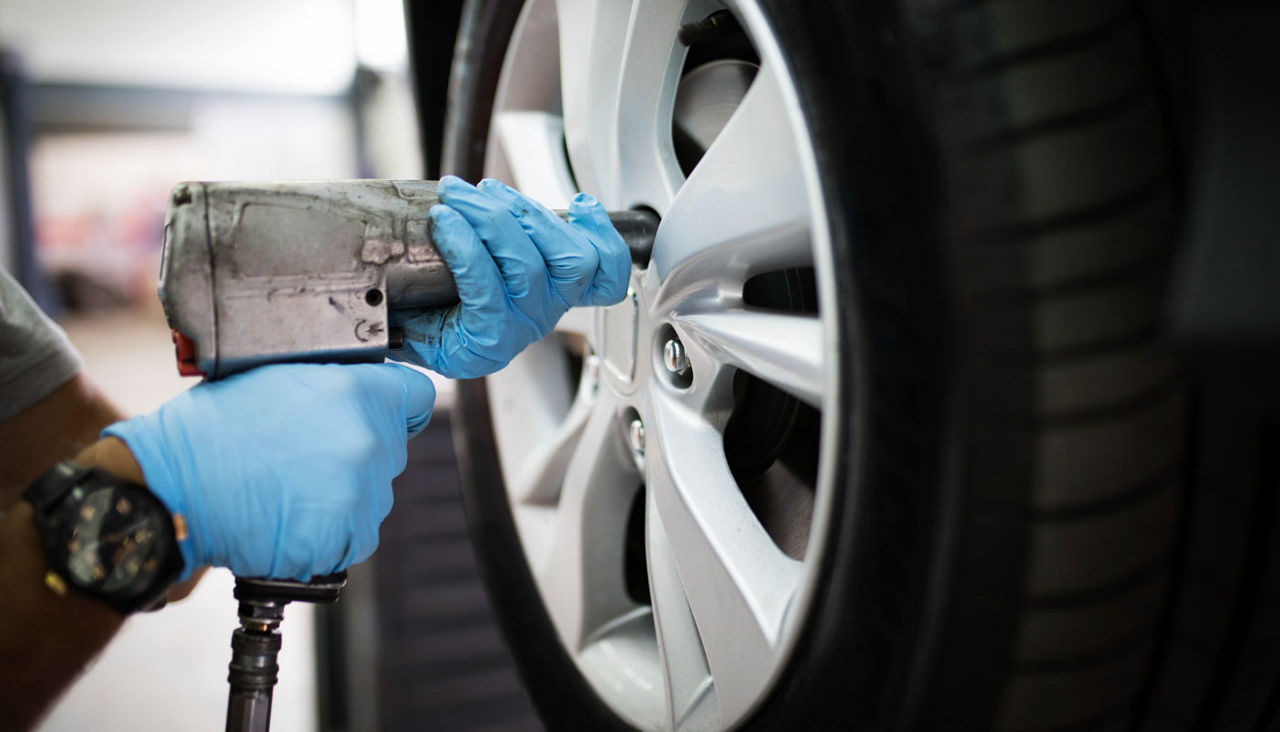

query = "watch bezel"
[25,462,185,614]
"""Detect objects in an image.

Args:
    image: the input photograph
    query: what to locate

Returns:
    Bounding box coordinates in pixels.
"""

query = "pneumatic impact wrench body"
[159,179,658,380]
[157,179,658,732]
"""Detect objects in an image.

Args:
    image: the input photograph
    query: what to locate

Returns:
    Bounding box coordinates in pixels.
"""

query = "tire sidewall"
[741,0,960,729]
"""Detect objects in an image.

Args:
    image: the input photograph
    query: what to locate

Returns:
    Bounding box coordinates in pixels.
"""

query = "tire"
[434,0,1228,729]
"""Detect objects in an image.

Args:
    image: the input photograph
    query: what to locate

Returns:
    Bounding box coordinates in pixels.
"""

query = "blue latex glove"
[103,362,435,581]
[392,176,631,379]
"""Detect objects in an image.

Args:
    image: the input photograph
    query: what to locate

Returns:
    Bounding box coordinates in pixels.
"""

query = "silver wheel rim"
[479,1,841,728]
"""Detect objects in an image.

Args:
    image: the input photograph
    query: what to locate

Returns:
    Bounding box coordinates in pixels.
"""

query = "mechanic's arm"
[0,373,122,510]
[0,374,137,730]
[0,435,142,731]
[0,372,177,732]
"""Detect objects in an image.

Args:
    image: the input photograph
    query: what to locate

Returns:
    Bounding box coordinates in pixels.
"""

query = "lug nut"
[663,339,689,376]
[627,419,646,455]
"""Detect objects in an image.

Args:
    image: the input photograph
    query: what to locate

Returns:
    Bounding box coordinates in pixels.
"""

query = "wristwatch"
[23,461,186,614]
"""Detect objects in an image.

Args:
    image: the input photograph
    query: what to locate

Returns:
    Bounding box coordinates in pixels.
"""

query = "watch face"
[65,486,168,595]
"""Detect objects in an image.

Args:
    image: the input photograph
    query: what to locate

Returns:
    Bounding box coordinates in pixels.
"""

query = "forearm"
[0,502,124,730]
[0,436,166,730]
[0,373,124,510]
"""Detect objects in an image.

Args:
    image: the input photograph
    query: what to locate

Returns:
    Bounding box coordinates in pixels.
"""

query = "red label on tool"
[171,329,205,377]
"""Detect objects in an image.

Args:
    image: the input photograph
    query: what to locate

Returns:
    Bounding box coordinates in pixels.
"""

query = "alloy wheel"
[479,0,841,727]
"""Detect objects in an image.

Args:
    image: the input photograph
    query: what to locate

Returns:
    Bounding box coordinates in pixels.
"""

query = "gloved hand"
[391,175,631,379]
[103,362,435,581]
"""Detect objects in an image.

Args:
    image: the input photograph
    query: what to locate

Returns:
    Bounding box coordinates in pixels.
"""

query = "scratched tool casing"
[159,179,659,380]
[160,180,457,379]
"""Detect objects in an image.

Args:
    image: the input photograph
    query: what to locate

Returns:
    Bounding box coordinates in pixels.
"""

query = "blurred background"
[0,1,516,730]
[2,0,420,319]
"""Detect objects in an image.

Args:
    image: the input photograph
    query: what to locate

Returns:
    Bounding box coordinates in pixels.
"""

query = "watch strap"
[23,461,88,513]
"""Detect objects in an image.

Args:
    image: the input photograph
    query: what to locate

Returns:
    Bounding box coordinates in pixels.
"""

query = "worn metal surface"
[160,179,453,378]
[159,179,658,380]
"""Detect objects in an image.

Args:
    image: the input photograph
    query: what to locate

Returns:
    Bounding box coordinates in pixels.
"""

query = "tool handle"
[233,572,347,604]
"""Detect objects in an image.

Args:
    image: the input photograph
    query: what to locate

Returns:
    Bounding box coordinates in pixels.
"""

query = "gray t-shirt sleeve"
[0,269,82,421]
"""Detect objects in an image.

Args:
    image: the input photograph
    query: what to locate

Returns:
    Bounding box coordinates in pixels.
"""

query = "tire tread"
[925,3,1188,727]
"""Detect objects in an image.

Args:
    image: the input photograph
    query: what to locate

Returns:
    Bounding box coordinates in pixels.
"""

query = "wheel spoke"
[494,111,578,208]
[510,390,592,506]
[555,305,595,340]
[653,61,813,304]
[532,390,642,651]
[648,495,718,730]
[556,0,717,210]
[676,308,824,409]
[487,337,577,485]
[647,392,802,723]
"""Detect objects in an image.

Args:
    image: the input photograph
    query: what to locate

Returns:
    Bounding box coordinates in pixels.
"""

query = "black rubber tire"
[436,0,1269,729]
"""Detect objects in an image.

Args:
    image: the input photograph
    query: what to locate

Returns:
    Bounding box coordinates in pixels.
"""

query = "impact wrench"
[157,179,659,732]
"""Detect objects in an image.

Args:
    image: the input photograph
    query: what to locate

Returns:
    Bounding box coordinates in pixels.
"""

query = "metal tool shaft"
[225,573,346,732]
[225,604,283,732]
